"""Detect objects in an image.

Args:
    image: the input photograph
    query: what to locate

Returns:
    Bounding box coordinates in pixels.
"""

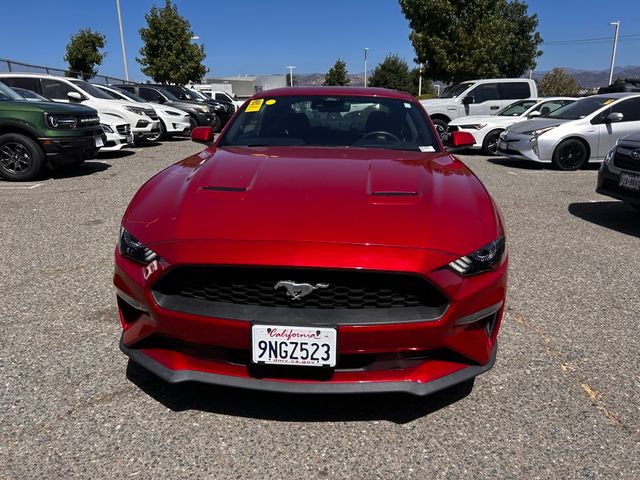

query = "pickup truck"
[420,78,538,138]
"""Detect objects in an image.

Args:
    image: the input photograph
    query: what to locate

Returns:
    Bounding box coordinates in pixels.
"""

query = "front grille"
[75,114,100,127]
[154,267,445,309]
[144,109,159,120]
[116,124,130,135]
[613,147,640,172]
[152,266,449,324]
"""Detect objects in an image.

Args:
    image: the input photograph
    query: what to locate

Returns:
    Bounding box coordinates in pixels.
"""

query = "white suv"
[0,73,160,145]
[420,78,538,137]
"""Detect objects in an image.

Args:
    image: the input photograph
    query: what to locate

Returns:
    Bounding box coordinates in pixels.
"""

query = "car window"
[469,83,499,103]
[1,77,39,93]
[500,82,531,100]
[609,97,640,122]
[548,97,617,120]
[535,100,573,116]
[0,81,25,101]
[41,79,77,100]
[498,99,539,116]
[219,95,439,152]
[439,82,475,98]
[68,79,114,99]
[139,87,162,102]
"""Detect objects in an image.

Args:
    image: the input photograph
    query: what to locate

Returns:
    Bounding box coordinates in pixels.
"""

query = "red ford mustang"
[114,87,507,396]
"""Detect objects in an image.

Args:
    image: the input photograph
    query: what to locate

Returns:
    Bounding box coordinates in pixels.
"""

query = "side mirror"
[528,110,541,118]
[462,95,475,105]
[67,91,83,102]
[606,112,624,123]
[191,126,214,144]
[157,95,165,104]
[446,130,475,148]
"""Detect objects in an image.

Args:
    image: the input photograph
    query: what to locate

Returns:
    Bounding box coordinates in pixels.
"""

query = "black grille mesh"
[153,267,448,310]
[613,150,640,172]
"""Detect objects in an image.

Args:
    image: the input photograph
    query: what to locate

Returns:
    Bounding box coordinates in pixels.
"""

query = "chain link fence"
[0,58,133,85]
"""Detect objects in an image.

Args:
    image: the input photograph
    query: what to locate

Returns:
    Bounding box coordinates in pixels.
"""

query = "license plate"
[251,325,337,367]
[126,134,134,144]
[94,136,104,148]
[619,172,640,191]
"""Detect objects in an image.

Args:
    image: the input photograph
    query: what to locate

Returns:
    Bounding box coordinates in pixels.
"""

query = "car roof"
[250,86,416,101]
[585,92,640,99]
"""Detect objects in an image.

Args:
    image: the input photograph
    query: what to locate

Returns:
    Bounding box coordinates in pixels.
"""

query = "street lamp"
[286,65,296,86]
[116,0,129,81]
[418,64,423,96]
[608,21,621,85]
[364,48,369,87]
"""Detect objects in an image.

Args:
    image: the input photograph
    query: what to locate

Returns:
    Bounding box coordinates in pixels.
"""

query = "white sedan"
[448,97,576,155]
[497,93,640,170]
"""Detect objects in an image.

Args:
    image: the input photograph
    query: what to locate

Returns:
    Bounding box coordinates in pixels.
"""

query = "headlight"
[46,114,77,129]
[197,105,210,113]
[118,227,158,264]
[101,124,114,133]
[124,105,147,116]
[163,110,180,116]
[459,123,487,130]
[523,125,559,137]
[448,237,506,276]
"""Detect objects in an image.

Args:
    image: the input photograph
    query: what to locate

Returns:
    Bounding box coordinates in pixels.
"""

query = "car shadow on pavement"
[126,360,474,424]
[487,157,545,170]
[46,161,111,180]
[97,150,137,160]
[569,201,640,237]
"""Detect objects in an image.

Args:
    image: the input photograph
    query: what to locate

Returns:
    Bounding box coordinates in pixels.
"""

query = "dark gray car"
[597,131,640,210]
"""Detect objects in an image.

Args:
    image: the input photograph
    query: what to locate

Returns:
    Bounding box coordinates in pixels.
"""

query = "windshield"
[219,95,439,152]
[439,82,475,98]
[13,87,48,101]
[0,81,25,101]
[498,99,539,116]
[189,89,207,100]
[547,97,616,120]
[104,86,148,103]
[69,79,114,99]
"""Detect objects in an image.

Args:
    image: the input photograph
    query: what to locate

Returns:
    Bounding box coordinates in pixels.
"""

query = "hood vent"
[202,186,247,192]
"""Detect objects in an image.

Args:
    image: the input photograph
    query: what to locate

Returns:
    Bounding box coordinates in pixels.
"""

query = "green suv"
[0,81,105,181]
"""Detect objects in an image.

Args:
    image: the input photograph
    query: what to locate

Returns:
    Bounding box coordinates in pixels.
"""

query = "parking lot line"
[0,183,42,190]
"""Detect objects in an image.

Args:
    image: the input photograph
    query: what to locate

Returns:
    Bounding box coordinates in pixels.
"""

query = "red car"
[115,87,507,396]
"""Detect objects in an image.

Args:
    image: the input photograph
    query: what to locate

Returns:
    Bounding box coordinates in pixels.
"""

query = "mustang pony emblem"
[274,280,329,300]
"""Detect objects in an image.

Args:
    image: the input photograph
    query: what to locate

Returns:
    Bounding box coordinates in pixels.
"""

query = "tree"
[323,59,350,86]
[63,29,106,80]
[538,68,581,96]
[137,0,207,84]
[399,0,542,83]
[368,54,413,93]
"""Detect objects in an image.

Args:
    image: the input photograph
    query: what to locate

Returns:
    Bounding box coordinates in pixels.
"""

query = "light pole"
[364,48,369,87]
[418,64,423,96]
[286,65,296,86]
[116,0,129,81]
[608,21,621,85]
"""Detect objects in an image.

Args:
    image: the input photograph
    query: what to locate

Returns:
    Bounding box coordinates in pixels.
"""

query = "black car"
[111,84,215,131]
[150,84,235,130]
[597,131,640,210]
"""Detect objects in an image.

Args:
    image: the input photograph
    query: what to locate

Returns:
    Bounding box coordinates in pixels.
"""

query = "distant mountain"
[295,67,640,90]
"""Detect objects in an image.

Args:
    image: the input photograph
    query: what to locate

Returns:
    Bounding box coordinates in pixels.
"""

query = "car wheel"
[552,139,589,170]
[211,114,222,133]
[0,133,45,181]
[431,118,448,141]
[146,120,166,142]
[482,130,502,156]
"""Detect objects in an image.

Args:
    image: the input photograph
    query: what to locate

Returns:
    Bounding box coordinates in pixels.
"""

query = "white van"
[0,73,160,144]
[420,78,538,137]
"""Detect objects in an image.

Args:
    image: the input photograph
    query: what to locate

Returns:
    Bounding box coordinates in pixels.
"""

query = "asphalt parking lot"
[1,139,638,479]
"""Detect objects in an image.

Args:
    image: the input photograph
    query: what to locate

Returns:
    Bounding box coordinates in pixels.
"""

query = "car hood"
[3,101,97,115]
[506,117,570,133]
[449,115,516,126]
[123,147,501,256]
[420,98,456,107]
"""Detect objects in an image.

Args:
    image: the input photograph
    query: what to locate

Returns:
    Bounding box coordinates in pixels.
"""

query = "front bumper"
[39,131,105,165]
[596,162,640,207]
[114,240,507,396]
[497,131,546,162]
[164,117,191,135]
[132,120,161,142]
[101,131,133,152]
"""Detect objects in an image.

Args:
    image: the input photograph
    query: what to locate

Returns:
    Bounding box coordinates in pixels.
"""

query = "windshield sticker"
[602,99,615,105]
[245,99,264,112]
[419,146,435,152]
[265,99,276,105]
[404,102,412,108]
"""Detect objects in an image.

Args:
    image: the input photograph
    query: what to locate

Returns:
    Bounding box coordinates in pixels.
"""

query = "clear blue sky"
[1,0,639,80]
